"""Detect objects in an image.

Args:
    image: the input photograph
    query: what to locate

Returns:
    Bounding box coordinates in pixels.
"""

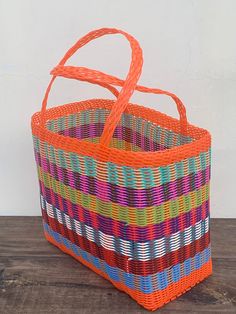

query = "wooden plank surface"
[0,217,235,313]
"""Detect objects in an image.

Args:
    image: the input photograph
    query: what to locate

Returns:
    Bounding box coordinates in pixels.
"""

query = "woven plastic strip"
[31,28,212,311]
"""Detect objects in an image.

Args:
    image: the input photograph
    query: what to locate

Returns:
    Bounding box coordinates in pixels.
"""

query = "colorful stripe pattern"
[33,108,212,310]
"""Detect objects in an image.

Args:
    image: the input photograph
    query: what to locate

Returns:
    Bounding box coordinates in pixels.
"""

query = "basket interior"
[46,108,194,152]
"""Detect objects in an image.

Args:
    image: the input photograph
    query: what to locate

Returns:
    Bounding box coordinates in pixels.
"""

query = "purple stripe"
[57,123,167,151]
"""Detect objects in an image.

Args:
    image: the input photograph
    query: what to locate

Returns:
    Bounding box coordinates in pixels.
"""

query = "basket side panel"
[32,110,212,310]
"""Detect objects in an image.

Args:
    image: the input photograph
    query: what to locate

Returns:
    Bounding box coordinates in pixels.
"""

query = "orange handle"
[41,28,143,147]
[51,65,187,135]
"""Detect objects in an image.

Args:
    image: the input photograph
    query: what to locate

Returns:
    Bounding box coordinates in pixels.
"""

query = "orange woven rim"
[32,98,211,167]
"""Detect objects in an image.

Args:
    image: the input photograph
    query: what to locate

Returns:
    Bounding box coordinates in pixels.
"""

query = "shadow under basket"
[31,28,212,311]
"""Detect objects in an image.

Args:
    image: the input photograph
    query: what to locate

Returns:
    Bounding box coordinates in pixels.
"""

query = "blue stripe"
[184,258,191,276]
[172,264,181,282]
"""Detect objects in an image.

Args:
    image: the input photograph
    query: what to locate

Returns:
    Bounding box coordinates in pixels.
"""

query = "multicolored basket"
[31,28,212,311]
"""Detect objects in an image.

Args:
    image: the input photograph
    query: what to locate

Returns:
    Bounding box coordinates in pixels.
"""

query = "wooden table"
[0,217,235,313]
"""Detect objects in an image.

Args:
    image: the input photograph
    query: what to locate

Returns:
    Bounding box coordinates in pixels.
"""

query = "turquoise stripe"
[58,116,66,131]
[58,149,67,168]
[175,160,184,179]
[122,166,136,188]
[84,156,96,177]
[160,166,171,184]
[140,168,155,188]
[68,113,77,128]
[69,152,81,172]
[107,162,119,185]
[188,157,196,173]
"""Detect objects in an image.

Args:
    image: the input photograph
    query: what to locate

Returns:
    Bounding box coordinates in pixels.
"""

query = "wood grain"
[0,217,235,313]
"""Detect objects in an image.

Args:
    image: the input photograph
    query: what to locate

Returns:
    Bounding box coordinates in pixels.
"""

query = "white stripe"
[170,231,181,251]
[74,219,82,236]
[85,225,95,242]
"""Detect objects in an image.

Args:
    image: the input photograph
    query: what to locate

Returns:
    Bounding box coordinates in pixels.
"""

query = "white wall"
[0,0,235,217]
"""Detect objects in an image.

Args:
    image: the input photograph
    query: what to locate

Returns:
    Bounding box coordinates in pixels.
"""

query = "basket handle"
[51,65,188,135]
[40,27,143,147]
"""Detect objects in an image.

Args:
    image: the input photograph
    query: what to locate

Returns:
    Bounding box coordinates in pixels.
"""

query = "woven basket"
[31,28,212,311]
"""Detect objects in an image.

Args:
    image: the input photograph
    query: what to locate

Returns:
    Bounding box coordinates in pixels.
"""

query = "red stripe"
[42,210,210,276]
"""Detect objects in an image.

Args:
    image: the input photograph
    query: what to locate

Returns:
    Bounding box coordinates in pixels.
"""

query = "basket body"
[32,99,212,311]
[32,28,212,310]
